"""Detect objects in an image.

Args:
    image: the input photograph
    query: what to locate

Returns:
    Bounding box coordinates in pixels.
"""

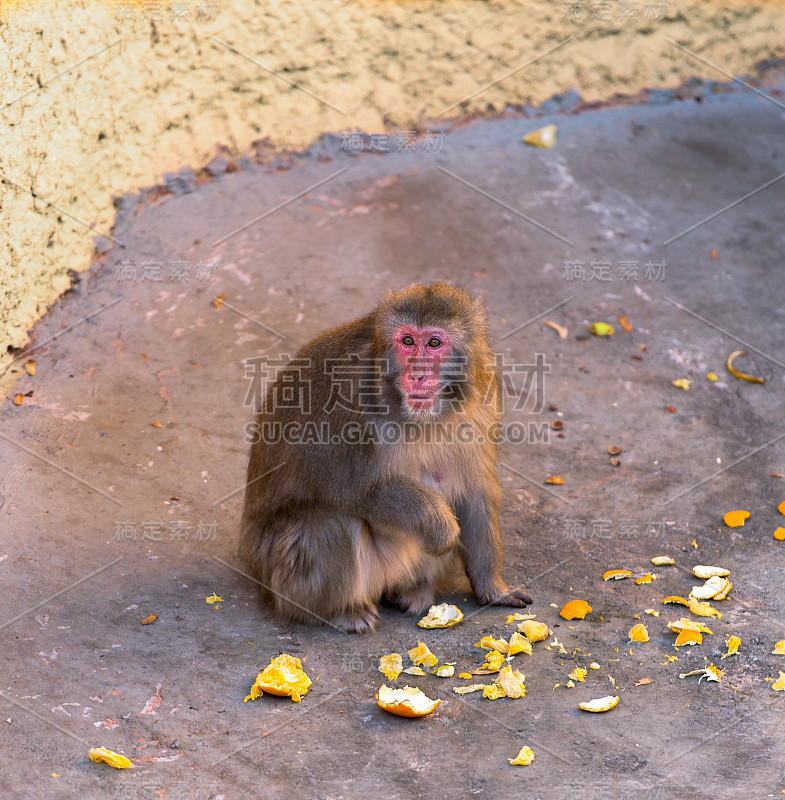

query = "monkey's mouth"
[406,393,438,411]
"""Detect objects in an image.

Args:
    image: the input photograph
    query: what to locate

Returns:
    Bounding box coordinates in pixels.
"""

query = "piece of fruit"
[629,623,649,643]
[523,123,557,148]
[89,746,133,769]
[707,372,718,381]
[544,319,568,338]
[634,574,654,585]
[453,684,485,694]
[779,500,785,516]
[517,620,551,642]
[579,695,619,712]
[474,635,509,653]
[618,315,633,332]
[679,666,723,682]
[674,629,702,647]
[690,576,729,601]
[205,593,222,604]
[772,672,785,691]
[589,322,614,337]
[692,565,730,579]
[603,569,631,581]
[403,666,426,676]
[509,745,535,766]
[244,654,312,703]
[774,527,785,541]
[507,631,533,656]
[377,685,441,717]
[726,350,764,384]
[668,617,712,634]
[713,580,732,600]
[687,597,722,618]
[723,510,749,527]
[560,600,592,620]
[662,596,690,606]
[545,475,565,485]
[569,667,587,682]
[431,665,455,678]
[408,642,439,667]
[478,651,506,673]
[482,684,508,700]
[417,603,464,629]
[379,653,403,681]
[496,666,526,698]
[772,641,785,655]
[651,556,674,566]
[721,636,740,659]
[672,379,691,390]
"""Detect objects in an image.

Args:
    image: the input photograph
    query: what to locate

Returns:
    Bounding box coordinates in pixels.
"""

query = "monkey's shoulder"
[293,315,376,366]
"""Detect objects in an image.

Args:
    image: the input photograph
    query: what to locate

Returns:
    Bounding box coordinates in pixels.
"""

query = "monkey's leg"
[265,511,380,633]
[380,552,448,615]
[455,492,532,607]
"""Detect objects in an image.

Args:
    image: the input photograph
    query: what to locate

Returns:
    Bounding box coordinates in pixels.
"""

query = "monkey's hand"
[475,582,533,608]
[362,476,460,556]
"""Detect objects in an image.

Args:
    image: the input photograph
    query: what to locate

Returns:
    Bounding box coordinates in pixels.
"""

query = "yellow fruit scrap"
[482,684,508,700]
[672,379,692,391]
[651,556,675,566]
[479,651,506,673]
[662,596,689,606]
[629,623,649,643]
[644,609,660,617]
[205,594,222,604]
[687,597,722,618]
[417,603,464,629]
[674,630,702,647]
[25,359,36,376]
[403,667,426,676]
[603,569,632,581]
[634,574,655,585]
[506,612,536,624]
[589,662,601,670]
[545,475,565,485]
[89,747,133,769]
[692,565,730,579]
[431,665,455,678]
[453,684,485,695]
[707,372,718,382]
[377,685,440,717]
[523,123,557,148]
[474,635,509,653]
[723,510,750,528]
[726,350,765,384]
[779,500,785,516]
[497,666,527,698]
[509,746,535,766]
[721,636,740,660]
[618,314,633,332]
[714,580,732,600]
[568,667,587,682]
[661,656,679,665]
[408,642,439,667]
[458,672,474,679]
[772,641,785,655]
[668,618,712,634]
[566,680,576,688]
[679,666,723,683]
[690,576,730,601]
[517,620,551,642]
[507,631,533,656]
[560,600,593,620]
[774,527,785,541]
[244,654,312,703]
[578,696,619,713]
[635,678,652,686]
[772,672,785,692]
[379,653,403,681]
[589,322,615,337]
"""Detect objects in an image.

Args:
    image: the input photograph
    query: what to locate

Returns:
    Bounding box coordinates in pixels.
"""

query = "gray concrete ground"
[2,77,785,800]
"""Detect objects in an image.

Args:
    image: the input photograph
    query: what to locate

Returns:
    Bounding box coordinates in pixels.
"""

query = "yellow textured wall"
[1,0,782,370]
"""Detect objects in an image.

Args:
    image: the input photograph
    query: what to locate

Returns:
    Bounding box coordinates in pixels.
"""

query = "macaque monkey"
[240,282,531,632]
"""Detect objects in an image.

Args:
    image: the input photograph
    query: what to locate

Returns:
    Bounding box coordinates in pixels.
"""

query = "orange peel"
[378,653,403,681]
[89,747,132,769]
[723,510,749,527]
[244,654,312,703]
[726,350,764,384]
[417,603,464,629]
[509,745,535,766]
[628,623,649,643]
[507,631,533,656]
[377,685,440,717]
[560,600,592,620]
[517,620,551,642]
[407,642,438,667]
[603,569,631,581]
[651,556,674,566]
[662,596,690,606]
[773,641,785,655]
[579,695,619,712]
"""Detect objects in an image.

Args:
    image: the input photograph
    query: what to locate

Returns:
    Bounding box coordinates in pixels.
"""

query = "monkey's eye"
[401,335,415,347]
[427,337,442,348]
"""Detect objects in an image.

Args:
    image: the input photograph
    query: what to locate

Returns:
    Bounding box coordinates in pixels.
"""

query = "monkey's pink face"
[394,326,451,415]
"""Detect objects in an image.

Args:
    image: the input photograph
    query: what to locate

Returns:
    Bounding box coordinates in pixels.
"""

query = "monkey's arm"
[455,491,532,606]
[359,475,460,556]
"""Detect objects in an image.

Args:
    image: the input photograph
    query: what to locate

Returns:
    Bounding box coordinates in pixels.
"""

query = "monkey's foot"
[382,585,435,616]
[476,585,533,607]
[330,604,379,634]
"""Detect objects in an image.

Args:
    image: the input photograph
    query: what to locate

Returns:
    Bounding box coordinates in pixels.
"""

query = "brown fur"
[239,282,531,632]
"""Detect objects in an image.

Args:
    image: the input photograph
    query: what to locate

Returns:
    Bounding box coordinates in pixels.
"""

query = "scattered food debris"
[603,569,632,581]
[509,745,535,766]
[544,319,568,338]
[634,574,654,585]
[475,635,509,654]
[662,596,690,607]
[379,653,403,681]
[589,322,615,337]
[635,678,652,686]
[485,666,526,699]
[12,394,23,406]
[723,510,749,528]
[140,614,157,625]
[408,642,439,667]
[679,666,722,683]
[568,667,587,682]
[404,666,427,676]
[517,620,551,642]
[726,350,764,384]
[618,315,633,332]
[608,445,622,456]
[772,641,785,655]
[672,379,691,391]
[707,372,718,381]
[432,665,455,678]
[89,747,132,769]
[772,672,785,692]
[774,527,785,541]
[453,684,485,695]
[244,654,312,703]
[213,294,227,309]
[205,594,222,605]
[560,600,592,620]
[579,695,619,713]
[692,565,730,579]
[523,123,557,148]
[25,359,36,375]
[418,603,463,629]
[651,556,674,566]
[545,475,565,485]
[507,632,533,655]
[377,685,440,717]
[721,636,740,659]
[629,624,649,643]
